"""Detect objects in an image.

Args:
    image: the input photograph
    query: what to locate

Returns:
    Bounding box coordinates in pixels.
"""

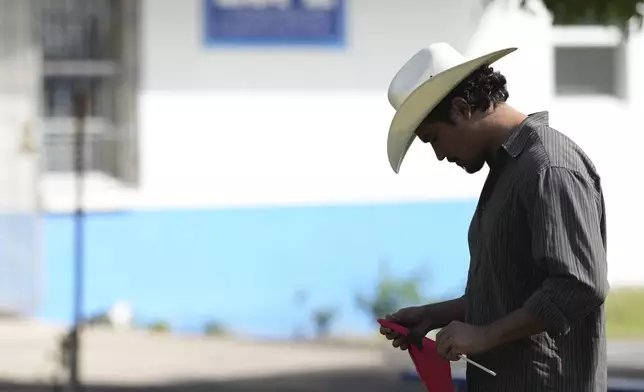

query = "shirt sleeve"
[522,166,609,336]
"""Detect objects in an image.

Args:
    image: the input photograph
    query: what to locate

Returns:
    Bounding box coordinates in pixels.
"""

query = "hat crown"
[387,43,466,110]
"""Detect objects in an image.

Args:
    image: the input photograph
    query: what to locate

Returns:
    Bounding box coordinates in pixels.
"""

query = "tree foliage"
[356,261,425,319]
[522,0,644,33]
[311,307,337,338]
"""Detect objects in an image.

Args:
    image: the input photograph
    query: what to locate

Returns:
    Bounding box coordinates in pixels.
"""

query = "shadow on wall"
[40,201,477,337]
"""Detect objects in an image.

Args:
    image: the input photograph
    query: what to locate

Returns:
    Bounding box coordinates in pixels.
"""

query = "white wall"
[134,0,507,210]
[546,23,644,287]
[0,0,43,315]
[40,0,644,286]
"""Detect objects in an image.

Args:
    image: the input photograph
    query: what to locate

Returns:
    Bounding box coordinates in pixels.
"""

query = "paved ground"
[0,370,431,392]
[0,319,642,391]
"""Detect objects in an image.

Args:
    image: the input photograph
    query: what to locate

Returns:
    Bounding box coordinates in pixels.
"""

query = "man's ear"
[450,98,471,122]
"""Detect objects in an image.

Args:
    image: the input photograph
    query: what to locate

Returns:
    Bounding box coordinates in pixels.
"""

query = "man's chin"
[463,163,484,174]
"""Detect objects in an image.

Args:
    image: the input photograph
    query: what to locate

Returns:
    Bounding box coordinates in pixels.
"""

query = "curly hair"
[423,65,509,125]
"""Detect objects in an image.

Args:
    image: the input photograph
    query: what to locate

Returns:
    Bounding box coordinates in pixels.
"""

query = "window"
[40,0,139,184]
[554,46,620,96]
[41,0,115,60]
[44,76,113,118]
[552,26,627,99]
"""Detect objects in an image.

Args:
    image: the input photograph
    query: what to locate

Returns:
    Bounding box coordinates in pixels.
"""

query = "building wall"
[38,0,644,334]
[0,0,42,316]
[136,0,493,209]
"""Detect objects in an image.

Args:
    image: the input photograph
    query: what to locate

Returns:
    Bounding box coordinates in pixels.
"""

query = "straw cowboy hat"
[387,43,517,173]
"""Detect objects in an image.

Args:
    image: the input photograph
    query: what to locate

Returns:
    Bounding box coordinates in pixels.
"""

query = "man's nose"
[434,148,445,161]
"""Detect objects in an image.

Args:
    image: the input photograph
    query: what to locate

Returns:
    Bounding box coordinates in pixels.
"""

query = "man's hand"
[379,297,468,351]
[435,321,494,361]
[380,306,435,351]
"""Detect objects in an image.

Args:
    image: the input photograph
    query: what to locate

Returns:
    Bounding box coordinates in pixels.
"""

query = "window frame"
[39,0,139,186]
[551,25,627,100]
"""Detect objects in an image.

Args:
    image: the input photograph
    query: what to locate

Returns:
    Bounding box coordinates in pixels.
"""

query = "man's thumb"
[386,310,422,330]
[409,317,434,337]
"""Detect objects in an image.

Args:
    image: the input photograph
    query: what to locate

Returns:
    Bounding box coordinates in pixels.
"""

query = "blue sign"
[204,0,345,46]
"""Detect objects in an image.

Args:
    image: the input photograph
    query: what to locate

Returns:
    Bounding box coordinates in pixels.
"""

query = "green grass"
[606,288,644,339]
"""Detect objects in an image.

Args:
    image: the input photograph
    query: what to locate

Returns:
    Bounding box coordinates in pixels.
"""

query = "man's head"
[414,65,509,174]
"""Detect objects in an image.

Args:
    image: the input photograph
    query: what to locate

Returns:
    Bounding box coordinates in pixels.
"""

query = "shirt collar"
[501,111,549,158]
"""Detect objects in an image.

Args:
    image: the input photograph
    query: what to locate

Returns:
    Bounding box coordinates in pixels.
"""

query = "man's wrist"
[481,308,548,350]
[420,304,442,331]
[481,323,502,351]
[420,297,466,331]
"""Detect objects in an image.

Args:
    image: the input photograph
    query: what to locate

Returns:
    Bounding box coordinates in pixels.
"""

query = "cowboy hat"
[387,43,517,173]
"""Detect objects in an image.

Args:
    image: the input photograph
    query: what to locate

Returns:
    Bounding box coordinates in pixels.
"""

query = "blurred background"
[1,0,643,391]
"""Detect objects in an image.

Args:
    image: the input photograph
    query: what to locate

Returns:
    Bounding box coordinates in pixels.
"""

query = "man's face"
[415,109,487,174]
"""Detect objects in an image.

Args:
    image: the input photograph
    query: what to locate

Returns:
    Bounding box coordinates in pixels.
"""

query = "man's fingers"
[446,352,460,361]
[392,337,409,350]
[436,322,451,343]
[435,328,445,345]
[382,309,418,350]
[436,334,452,360]
[439,343,453,360]
[385,313,405,327]
[445,345,461,361]
[392,337,403,348]
[385,332,399,340]
[439,339,461,361]
[379,326,400,341]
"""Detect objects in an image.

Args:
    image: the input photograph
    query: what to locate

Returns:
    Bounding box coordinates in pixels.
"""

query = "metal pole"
[69,92,87,392]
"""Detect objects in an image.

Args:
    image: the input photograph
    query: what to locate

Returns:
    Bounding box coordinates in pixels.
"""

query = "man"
[380,43,608,391]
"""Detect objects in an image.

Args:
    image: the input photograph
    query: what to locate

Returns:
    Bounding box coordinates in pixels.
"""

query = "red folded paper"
[378,318,454,392]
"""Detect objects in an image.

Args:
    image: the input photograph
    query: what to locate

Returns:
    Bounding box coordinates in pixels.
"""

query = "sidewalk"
[0,319,642,385]
[608,341,644,379]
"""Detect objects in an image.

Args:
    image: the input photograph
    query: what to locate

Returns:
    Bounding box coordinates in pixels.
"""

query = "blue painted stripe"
[40,201,476,336]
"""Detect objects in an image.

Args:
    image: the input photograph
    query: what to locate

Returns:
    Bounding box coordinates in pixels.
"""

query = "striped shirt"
[464,112,609,391]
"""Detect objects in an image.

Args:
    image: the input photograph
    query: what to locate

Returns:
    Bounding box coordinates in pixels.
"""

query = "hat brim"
[387,47,517,174]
